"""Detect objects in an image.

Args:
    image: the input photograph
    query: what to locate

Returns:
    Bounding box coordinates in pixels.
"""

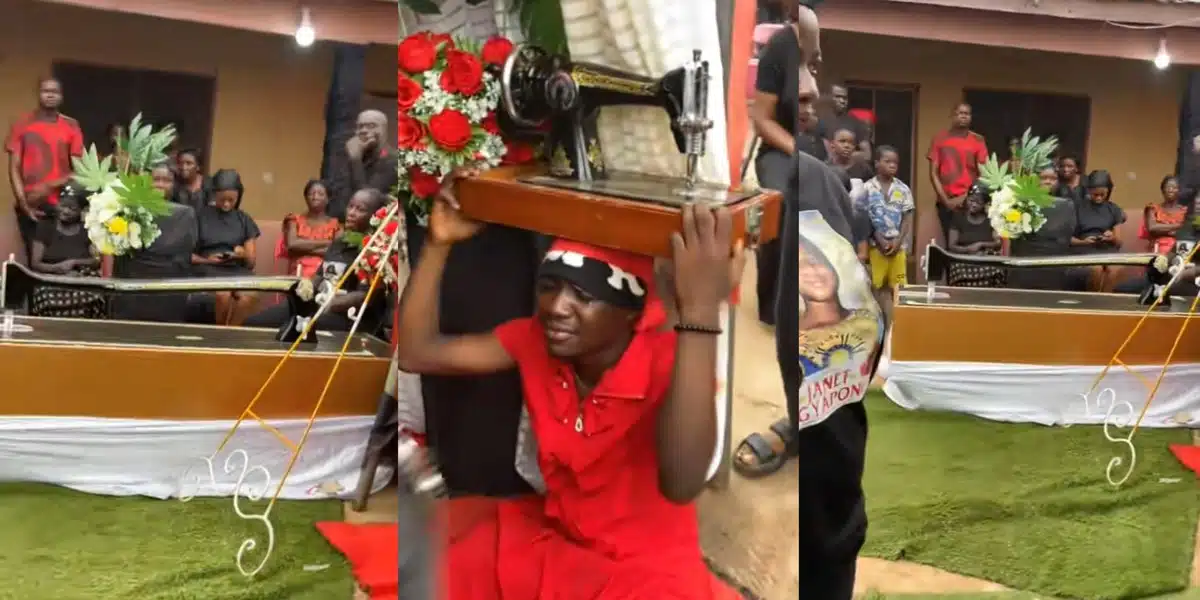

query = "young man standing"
[927,103,988,241]
[5,77,83,264]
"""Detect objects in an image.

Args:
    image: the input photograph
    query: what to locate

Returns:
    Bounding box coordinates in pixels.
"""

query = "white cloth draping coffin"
[0,416,392,499]
[884,361,1200,428]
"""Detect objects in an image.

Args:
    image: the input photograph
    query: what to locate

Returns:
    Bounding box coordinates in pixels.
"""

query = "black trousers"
[14,207,44,265]
[936,202,956,244]
[794,403,869,600]
[755,149,791,326]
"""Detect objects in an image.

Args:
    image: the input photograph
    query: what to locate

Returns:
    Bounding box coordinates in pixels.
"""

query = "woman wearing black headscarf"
[1070,169,1126,291]
[191,168,261,324]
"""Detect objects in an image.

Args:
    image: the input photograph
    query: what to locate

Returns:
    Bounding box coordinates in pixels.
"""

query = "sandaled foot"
[732,417,798,479]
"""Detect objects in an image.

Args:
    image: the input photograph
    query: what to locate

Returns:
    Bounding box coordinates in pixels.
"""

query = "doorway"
[846,82,918,185]
[52,61,216,162]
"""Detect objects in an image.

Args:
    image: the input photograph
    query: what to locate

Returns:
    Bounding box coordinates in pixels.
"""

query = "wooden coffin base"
[457,166,782,258]
[0,316,391,420]
[891,285,1200,366]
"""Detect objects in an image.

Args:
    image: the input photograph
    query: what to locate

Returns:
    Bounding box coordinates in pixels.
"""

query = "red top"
[468,317,731,599]
[4,112,84,206]
[927,129,987,199]
[494,317,699,556]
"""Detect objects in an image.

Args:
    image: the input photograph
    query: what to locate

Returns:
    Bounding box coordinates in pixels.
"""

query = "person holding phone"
[191,168,261,325]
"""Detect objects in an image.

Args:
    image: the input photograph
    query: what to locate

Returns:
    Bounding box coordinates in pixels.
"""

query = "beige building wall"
[822,31,1186,257]
[0,1,395,263]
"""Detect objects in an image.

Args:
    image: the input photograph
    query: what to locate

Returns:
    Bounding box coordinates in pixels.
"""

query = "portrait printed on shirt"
[795,210,885,429]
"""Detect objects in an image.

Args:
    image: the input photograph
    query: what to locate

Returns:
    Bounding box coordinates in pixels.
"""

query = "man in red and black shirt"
[927,102,987,241]
[5,77,84,263]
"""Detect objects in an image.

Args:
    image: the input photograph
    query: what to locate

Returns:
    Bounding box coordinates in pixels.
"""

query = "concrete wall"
[0,1,396,270]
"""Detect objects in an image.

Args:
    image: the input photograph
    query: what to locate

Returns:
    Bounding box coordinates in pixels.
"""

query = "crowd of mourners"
[5,76,399,335]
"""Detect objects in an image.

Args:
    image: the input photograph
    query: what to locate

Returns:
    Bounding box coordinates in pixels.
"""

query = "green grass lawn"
[862,393,1200,600]
[0,483,353,600]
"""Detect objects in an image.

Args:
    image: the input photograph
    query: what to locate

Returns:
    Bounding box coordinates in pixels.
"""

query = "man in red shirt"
[5,77,84,263]
[927,102,988,241]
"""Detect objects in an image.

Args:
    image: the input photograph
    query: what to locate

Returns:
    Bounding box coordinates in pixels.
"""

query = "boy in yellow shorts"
[864,146,914,291]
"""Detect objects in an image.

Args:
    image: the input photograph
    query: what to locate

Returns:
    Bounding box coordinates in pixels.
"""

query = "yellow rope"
[210,204,401,456]
[1128,292,1200,437]
[264,268,386,514]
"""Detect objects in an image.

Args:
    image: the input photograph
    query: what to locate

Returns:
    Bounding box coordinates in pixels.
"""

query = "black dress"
[193,205,261,276]
[30,220,105,318]
[1009,198,1078,290]
[946,212,1004,287]
[111,204,198,322]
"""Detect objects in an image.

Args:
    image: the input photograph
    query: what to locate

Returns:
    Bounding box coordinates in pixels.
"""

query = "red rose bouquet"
[396,31,526,225]
[351,204,404,288]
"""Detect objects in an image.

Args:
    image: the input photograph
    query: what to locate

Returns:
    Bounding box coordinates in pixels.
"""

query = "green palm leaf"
[70,146,118,192]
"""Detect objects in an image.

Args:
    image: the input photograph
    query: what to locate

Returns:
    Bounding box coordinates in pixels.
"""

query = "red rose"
[382,220,399,236]
[430,33,454,49]
[397,75,422,111]
[357,270,369,283]
[502,141,536,165]
[427,110,473,152]
[374,207,388,219]
[398,32,437,74]
[439,50,484,96]
[408,167,441,198]
[481,112,501,135]
[366,253,380,268]
[480,36,515,66]
[397,114,426,150]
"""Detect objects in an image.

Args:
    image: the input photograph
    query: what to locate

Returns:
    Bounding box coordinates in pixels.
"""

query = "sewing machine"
[456,44,781,257]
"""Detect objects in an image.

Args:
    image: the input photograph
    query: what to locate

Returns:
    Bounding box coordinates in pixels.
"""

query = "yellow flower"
[106,216,129,235]
[1003,209,1022,224]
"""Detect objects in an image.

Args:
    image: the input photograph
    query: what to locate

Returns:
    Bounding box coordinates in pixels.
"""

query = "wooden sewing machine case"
[456,166,782,258]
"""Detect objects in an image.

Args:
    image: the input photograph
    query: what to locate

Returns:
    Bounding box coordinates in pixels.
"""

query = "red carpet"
[1169,443,1200,475]
[316,522,399,600]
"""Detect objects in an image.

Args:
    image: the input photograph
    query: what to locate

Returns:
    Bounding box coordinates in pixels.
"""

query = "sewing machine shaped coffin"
[456,45,781,258]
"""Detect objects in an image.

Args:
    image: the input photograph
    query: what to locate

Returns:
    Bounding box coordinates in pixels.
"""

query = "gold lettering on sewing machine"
[570,67,656,97]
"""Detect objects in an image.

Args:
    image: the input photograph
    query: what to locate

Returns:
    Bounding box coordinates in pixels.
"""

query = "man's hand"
[19,200,43,221]
[429,167,484,245]
[1101,230,1115,242]
[966,242,984,253]
[345,137,364,161]
[944,195,965,210]
[670,204,745,324]
[233,246,246,258]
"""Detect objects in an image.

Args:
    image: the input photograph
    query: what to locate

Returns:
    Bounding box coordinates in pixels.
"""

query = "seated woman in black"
[244,188,389,335]
[1070,169,1126,291]
[946,182,1004,287]
[29,185,105,318]
[111,162,198,322]
[192,169,261,325]
[1009,165,1081,290]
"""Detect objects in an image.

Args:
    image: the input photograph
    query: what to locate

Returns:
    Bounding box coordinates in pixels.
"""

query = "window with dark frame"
[962,88,1091,168]
[51,61,216,164]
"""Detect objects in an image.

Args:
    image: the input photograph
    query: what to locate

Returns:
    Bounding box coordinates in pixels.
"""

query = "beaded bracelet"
[674,323,723,335]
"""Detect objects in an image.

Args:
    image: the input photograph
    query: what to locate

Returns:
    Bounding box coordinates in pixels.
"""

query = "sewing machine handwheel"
[501,44,551,128]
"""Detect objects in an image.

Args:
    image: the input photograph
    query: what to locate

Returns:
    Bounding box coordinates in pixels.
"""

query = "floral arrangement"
[396,31,536,225]
[977,128,1059,240]
[71,114,175,255]
[350,204,403,287]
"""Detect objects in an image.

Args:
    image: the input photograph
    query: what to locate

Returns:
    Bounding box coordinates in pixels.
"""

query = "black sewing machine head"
[499,44,758,208]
